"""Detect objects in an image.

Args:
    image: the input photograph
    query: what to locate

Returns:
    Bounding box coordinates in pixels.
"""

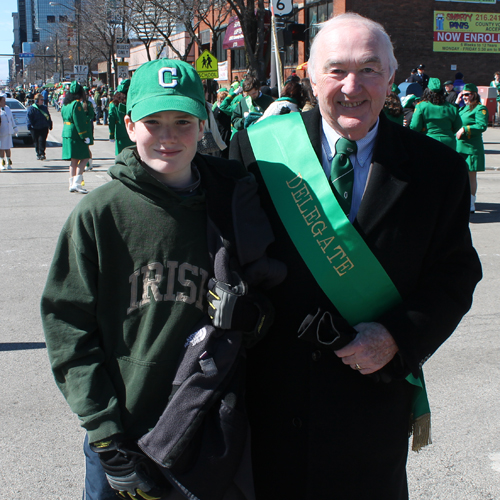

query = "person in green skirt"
[108,79,135,155]
[61,81,91,194]
[410,77,462,150]
[490,72,500,124]
[455,83,489,213]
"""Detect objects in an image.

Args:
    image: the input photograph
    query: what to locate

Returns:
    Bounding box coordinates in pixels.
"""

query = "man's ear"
[311,78,318,97]
[387,73,396,96]
[124,114,135,141]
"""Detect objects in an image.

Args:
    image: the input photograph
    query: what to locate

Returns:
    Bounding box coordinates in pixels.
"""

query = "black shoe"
[36,156,41,160]
[41,155,46,160]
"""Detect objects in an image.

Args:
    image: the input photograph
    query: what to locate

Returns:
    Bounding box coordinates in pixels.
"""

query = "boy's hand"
[91,438,169,499]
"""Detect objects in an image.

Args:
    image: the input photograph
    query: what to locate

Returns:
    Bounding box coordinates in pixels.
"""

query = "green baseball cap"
[127,59,208,122]
[428,78,441,92]
[463,83,478,93]
[391,83,401,95]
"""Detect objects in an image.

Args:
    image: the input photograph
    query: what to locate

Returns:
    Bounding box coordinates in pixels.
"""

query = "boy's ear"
[198,120,205,141]
[124,115,136,142]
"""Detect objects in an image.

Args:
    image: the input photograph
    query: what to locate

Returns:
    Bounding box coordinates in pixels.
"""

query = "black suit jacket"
[229,108,482,500]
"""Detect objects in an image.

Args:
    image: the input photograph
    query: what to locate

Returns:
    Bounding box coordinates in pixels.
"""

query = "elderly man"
[230,13,481,500]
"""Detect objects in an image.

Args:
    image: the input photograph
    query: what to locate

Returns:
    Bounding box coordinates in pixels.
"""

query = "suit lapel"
[300,106,323,161]
[355,114,411,235]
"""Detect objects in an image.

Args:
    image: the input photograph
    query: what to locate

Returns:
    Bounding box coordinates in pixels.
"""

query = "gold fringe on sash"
[410,413,432,452]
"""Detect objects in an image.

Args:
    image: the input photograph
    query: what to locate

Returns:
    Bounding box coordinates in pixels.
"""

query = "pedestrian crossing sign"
[196,50,219,79]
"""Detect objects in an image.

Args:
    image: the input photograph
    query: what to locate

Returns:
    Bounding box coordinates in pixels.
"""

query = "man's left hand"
[334,322,398,374]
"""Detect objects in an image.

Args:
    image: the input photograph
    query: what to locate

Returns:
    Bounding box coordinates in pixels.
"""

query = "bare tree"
[79,0,123,86]
[127,0,164,61]
[226,0,269,80]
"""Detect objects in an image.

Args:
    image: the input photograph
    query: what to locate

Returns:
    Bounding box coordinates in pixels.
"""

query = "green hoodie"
[41,147,247,443]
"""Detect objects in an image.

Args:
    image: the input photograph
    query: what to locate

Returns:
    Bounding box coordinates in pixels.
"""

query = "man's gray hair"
[307,13,398,83]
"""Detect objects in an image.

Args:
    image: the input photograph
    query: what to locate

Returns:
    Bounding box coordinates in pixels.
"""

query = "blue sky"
[0,0,19,85]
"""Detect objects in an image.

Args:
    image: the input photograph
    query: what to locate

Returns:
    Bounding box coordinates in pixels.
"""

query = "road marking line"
[489,452,500,473]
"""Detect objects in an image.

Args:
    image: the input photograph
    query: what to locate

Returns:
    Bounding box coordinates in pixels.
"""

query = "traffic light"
[287,23,306,42]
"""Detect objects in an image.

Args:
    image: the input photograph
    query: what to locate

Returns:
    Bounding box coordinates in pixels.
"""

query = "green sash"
[247,113,431,451]
[33,103,50,122]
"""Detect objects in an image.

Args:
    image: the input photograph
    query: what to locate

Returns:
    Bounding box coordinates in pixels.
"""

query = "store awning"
[222,16,245,50]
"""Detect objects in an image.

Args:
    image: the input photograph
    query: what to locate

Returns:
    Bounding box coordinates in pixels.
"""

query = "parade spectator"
[212,88,231,157]
[108,80,135,155]
[410,78,462,150]
[454,72,465,92]
[94,87,103,125]
[231,76,274,131]
[456,83,489,213]
[101,92,110,126]
[41,87,49,106]
[383,84,404,125]
[490,72,500,124]
[257,80,303,122]
[444,80,458,106]
[0,92,18,170]
[416,64,430,89]
[300,77,317,111]
[230,13,481,499]
[27,92,53,160]
[406,68,419,83]
[61,81,91,193]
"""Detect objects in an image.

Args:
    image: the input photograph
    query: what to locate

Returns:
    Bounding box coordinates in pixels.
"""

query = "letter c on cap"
[158,68,178,88]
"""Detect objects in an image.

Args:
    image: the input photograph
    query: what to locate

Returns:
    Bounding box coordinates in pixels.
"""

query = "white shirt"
[321,118,379,222]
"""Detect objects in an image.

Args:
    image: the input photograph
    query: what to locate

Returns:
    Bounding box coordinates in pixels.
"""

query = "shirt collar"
[321,117,379,168]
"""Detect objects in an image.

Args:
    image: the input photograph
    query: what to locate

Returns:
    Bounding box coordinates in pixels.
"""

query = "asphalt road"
[0,112,499,499]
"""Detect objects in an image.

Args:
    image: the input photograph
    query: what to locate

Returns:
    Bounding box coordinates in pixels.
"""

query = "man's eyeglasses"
[463,93,471,97]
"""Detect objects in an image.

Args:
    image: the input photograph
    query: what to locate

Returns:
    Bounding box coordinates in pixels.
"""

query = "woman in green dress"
[108,79,135,156]
[410,78,462,150]
[490,72,500,124]
[455,83,489,213]
[61,81,91,194]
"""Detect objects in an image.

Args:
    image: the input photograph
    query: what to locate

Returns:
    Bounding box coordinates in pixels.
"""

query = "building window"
[59,15,68,23]
[47,15,56,23]
[284,42,299,66]
[232,48,246,70]
[216,29,227,62]
[307,2,333,47]
[201,29,210,46]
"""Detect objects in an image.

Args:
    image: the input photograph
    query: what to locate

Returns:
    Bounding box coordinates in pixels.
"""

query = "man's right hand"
[91,438,169,499]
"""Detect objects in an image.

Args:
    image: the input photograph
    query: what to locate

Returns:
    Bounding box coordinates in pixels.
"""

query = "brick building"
[194,0,500,88]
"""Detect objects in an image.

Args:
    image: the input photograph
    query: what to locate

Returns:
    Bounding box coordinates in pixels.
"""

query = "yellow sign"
[196,50,219,79]
[434,10,500,53]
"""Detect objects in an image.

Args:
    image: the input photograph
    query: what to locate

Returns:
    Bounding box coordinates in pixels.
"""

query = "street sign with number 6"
[272,0,292,16]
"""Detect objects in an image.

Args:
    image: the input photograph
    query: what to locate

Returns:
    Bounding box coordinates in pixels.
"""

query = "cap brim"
[130,95,208,122]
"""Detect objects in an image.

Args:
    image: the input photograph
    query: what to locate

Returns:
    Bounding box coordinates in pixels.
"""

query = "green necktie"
[330,137,357,215]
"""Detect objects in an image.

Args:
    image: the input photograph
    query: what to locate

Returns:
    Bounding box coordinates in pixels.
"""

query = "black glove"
[207,277,274,347]
[91,437,170,499]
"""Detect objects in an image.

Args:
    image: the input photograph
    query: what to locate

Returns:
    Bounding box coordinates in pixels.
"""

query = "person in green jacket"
[490,72,500,124]
[41,58,274,500]
[61,81,91,193]
[455,83,489,213]
[231,76,274,135]
[108,79,135,155]
[410,77,462,150]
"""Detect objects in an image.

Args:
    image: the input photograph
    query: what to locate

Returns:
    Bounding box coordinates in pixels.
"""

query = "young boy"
[41,59,282,500]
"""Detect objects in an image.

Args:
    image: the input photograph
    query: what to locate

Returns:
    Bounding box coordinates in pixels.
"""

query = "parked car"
[6,97,33,144]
